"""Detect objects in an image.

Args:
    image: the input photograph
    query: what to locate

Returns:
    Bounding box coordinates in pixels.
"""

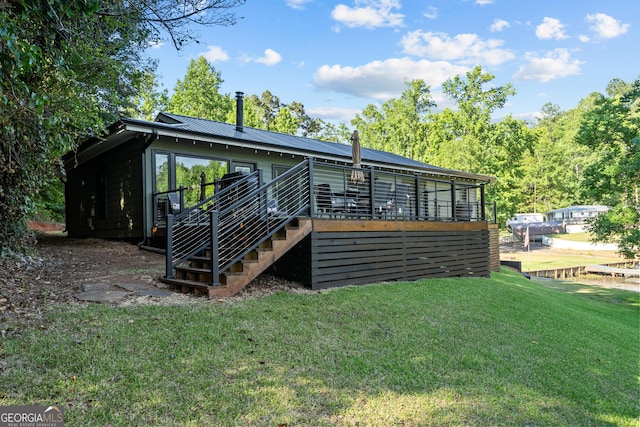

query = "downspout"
[139,129,158,247]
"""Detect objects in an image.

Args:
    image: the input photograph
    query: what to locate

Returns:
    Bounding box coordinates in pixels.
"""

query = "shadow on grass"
[3,271,639,426]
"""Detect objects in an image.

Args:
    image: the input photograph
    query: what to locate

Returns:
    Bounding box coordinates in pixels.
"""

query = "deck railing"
[165,160,311,284]
[310,161,495,222]
[162,158,496,283]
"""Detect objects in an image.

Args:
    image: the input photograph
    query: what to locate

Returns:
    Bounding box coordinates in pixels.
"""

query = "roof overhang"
[122,119,495,184]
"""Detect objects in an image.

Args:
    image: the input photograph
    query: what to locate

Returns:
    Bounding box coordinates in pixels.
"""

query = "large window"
[154,151,229,207]
[175,155,228,204]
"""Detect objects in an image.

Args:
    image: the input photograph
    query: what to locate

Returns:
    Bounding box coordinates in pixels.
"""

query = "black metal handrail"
[165,160,311,284]
[210,159,311,283]
[163,158,498,283]
[165,171,261,278]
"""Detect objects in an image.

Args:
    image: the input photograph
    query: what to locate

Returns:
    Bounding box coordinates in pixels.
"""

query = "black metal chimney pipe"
[235,91,244,132]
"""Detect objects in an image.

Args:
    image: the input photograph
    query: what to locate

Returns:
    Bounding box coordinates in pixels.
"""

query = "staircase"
[160,218,312,297]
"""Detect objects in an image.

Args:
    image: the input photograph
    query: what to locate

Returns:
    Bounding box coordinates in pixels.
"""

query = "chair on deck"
[392,183,414,217]
[373,180,393,217]
[167,192,181,214]
[314,183,346,215]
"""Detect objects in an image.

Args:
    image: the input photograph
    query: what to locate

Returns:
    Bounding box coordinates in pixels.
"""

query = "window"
[232,162,256,174]
[153,151,230,210]
[175,155,228,206]
[154,153,169,193]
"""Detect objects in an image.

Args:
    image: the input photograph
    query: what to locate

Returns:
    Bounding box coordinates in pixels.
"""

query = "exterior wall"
[488,223,500,272]
[273,220,491,290]
[65,136,145,239]
[144,136,303,237]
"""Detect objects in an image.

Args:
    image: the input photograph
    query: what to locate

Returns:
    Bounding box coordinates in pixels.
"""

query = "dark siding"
[488,224,500,272]
[272,220,491,290]
[269,237,313,285]
[65,136,144,240]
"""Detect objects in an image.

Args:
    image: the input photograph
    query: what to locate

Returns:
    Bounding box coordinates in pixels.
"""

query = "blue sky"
[148,0,638,124]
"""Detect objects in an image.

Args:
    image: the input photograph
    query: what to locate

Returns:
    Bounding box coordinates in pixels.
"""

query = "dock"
[524,261,638,280]
[584,264,640,278]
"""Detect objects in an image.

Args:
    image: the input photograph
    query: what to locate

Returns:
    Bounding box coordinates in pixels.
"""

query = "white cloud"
[254,49,282,66]
[331,0,404,29]
[475,0,493,5]
[535,17,568,40]
[578,34,590,43]
[149,40,164,49]
[312,57,468,101]
[423,6,437,19]
[512,48,583,83]
[286,0,313,9]
[490,19,509,33]
[201,45,229,62]
[307,106,361,122]
[400,30,514,66]
[586,13,630,38]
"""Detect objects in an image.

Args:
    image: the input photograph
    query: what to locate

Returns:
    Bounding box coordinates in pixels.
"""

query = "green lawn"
[2,270,638,426]
[502,249,623,271]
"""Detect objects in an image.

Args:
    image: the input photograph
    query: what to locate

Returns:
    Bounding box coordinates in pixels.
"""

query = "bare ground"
[0,233,310,335]
[2,232,637,335]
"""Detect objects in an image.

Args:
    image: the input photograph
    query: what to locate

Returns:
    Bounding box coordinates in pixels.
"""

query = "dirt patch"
[0,233,310,334]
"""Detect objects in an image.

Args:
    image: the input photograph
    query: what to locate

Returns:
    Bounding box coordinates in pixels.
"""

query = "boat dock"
[584,264,640,278]
[525,261,638,280]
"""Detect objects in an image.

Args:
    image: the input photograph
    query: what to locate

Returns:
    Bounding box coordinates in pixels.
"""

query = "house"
[506,213,544,231]
[63,93,499,296]
[544,205,610,233]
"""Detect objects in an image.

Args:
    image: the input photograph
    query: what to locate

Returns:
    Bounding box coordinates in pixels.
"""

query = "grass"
[502,249,623,271]
[550,232,594,242]
[1,270,639,426]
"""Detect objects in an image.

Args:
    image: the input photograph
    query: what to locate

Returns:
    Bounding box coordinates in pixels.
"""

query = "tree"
[352,80,434,157]
[167,57,233,121]
[126,71,169,120]
[0,0,244,252]
[575,78,640,258]
[272,107,300,135]
[430,66,528,226]
[518,102,590,214]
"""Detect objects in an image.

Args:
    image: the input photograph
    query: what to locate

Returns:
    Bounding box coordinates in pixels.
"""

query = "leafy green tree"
[352,80,434,157]
[0,0,244,251]
[272,107,300,135]
[575,78,640,258]
[313,121,352,143]
[255,90,281,130]
[521,102,597,214]
[126,71,169,120]
[429,66,529,226]
[168,57,233,121]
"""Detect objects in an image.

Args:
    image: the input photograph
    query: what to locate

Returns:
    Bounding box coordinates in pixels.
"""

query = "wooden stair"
[160,218,312,297]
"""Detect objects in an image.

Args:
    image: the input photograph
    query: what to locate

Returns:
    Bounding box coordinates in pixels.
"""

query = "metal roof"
[121,112,494,183]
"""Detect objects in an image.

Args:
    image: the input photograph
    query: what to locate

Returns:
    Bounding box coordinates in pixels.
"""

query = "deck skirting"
[272,219,492,290]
